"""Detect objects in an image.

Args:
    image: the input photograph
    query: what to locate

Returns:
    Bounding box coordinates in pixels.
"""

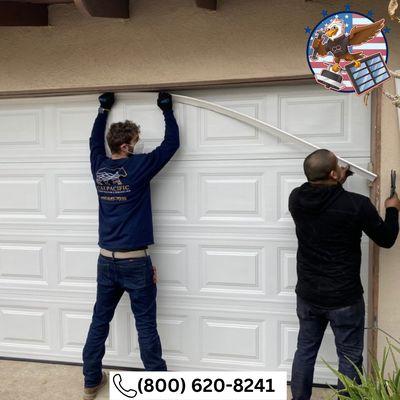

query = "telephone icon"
[112,373,138,398]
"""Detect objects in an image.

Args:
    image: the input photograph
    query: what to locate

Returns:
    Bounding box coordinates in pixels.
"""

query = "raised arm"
[360,194,400,248]
[89,92,115,177]
[136,92,180,181]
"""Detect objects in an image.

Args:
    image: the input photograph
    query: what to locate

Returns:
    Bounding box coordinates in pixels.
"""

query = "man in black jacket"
[289,149,400,400]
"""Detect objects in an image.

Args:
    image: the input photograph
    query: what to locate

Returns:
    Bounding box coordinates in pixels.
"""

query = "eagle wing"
[311,37,328,57]
[348,19,385,46]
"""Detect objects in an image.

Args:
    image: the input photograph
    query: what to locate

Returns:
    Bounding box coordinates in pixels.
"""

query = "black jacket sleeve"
[89,111,108,178]
[135,109,180,181]
[360,198,399,248]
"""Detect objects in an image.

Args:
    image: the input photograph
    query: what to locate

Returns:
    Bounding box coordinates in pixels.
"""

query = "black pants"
[291,295,365,400]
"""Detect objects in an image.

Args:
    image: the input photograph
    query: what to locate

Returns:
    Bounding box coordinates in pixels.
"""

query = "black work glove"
[98,92,115,110]
[157,92,173,112]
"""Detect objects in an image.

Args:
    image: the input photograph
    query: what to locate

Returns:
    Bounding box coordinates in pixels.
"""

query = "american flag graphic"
[307,12,388,92]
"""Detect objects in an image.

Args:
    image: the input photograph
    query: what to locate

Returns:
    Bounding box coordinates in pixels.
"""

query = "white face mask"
[133,139,145,154]
[126,139,145,156]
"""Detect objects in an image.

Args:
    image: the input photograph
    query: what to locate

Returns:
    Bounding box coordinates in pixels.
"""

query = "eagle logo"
[307,11,389,93]
[96,167,128,185]
[312,17,385,72]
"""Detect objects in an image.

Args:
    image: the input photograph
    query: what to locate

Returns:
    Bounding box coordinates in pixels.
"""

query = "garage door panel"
[279,96,346,139]
[0,242,48,286]
[199,172,265,222]
[200,316,265,365]
[277,172,306,223]
[199,245,265,295]
[55,174,98,220]
[0,305,51,349]
[158,314,191,362]
[150,244,189,293]
[277,246,297,298]
[57,243,98,288]
[0,106,44,148]
[55,106,97,150]
[0,174,47,219]
[59,308,116,354]
[151,174,188,221]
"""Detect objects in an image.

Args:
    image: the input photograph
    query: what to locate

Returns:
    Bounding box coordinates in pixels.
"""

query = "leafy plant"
[325,341,400,400]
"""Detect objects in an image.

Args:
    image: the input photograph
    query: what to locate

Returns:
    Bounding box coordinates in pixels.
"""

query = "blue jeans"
[82,254,167,387]
[291,295,365,400]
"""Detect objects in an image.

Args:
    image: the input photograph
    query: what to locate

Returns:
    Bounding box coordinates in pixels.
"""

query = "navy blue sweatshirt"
[289,183,399,308]
[89,109,179,251]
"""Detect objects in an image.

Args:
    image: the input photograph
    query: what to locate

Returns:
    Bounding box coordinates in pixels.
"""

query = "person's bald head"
[303,149,338,182]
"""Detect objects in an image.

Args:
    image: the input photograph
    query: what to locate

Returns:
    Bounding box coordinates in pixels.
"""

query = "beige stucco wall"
[378,77,400,360]
[0,0,397,91]
[0,0,399,362]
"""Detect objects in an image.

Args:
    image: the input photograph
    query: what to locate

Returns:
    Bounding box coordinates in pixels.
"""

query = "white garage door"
[0,85,370,384]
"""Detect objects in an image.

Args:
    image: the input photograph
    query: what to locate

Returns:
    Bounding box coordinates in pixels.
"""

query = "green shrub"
[326,341,400,400]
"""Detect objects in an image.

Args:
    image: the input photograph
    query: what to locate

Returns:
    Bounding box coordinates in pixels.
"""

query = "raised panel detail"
[0,176,45,217]
[278,173,304,222]
[60,309,114,352]
[200,101,261,144]
[58,244,98,286]
[0,244,45,283]
[0,109,42,146]
[200,246,264,294]
[151,175,186,220]
[0,307,49,347]
[277,247,297,296]
[149,245,188,291]
[56,176,97,219]
[158,315,189,361]
[280,96,345,138]
[200,174,262,221]
[201,317,262,362]
[56,107,97,147]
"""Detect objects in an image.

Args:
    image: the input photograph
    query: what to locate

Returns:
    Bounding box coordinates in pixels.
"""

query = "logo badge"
[307,11,389,93]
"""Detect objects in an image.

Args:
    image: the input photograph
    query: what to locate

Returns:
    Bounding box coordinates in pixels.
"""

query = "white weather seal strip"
[172,94,377,182]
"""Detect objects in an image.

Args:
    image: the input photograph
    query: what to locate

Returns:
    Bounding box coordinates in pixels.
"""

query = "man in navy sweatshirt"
[289,149,399,400]
[82,92,179,399]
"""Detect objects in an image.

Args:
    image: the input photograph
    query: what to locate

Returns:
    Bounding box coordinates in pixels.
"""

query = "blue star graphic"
[367,10,374,18]
[345,3,351,12]
[322,9,328,17]
[383,27,391,34]
[305,26,311,34]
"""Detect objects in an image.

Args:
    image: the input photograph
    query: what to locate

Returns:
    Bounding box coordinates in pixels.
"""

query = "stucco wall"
[378,77,400,360]
[0,0,397,91]
[0,0,399,362]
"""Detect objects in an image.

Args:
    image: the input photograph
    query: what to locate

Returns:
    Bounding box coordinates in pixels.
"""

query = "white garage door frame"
[0,77,381,383]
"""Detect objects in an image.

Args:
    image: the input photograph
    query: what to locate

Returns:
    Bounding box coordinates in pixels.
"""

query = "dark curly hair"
[106,120,140,154]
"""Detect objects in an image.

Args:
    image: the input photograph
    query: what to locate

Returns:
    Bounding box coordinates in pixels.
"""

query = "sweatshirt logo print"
[96,167,127,185]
